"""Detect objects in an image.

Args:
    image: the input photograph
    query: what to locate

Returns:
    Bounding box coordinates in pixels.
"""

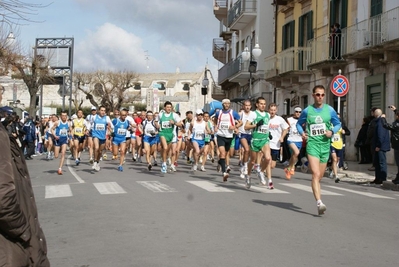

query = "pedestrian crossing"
[39,180,396,200]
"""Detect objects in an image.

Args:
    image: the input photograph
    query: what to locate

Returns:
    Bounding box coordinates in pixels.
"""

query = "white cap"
[91,106,97,110]
[71,114,77,119]
[294,106,302,112]
[222,99,230,104]
[196,109,203,115]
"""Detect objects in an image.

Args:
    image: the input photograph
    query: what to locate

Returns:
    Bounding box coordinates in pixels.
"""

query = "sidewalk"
[334,161,399,190]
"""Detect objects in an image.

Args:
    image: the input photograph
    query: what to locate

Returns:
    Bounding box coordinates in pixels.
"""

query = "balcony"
[265,47,311,88]
[228,0,257,30]
[218,55,261,87]
[213,0,228,22]
[307,32,348,75]
[219,19,233,41]
[213,38,227,64]
[343,6,399,67]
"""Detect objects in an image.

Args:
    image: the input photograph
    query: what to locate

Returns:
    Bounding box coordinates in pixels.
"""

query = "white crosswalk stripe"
[231,181,289,194]
[187,181,234,192]
[137,181,177,192]
[45,184,73,199]
[326,185,395,199]
[279,183,344,196]
[93,182,127,195]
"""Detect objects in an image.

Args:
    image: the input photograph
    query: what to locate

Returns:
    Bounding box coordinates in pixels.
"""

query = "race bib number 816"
[310,123,326,136]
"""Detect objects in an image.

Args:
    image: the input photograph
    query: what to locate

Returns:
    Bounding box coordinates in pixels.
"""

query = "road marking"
[137,181,177,192]
[93,182,127,195]
[66,157,85,184]
[231,181,289,193]
[187,181,234,192]
[326,185,396,199]
[280,183,343,196]
[45,184,73,199]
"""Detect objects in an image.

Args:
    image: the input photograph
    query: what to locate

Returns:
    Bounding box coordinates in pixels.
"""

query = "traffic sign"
[330,74,349,97]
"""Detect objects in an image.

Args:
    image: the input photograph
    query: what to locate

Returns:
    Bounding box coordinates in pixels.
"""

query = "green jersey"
[252,110,270,140]
[159,112,175,134]
[306,104,333,143]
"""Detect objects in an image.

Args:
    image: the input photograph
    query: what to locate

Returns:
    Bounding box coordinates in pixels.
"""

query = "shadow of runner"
[252,199,319,217]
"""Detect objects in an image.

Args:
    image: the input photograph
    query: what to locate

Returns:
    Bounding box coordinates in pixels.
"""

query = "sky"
[12,0,220,75]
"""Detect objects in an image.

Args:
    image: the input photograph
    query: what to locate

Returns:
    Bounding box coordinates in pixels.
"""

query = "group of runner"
[43,85,341,215]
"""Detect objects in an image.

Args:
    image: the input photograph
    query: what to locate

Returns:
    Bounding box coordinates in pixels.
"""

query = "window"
[134,83,141,90]
[330,0,348,29]
[157,82,165,90]
[370,0,382,17]
[282,21,295,50]
[301,95,308,109]
[298,11,313,46]
[182,83,190,91]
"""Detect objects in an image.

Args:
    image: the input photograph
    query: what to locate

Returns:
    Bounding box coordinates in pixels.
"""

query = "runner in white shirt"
[284,106,303,180]
[85,106,98,164]
[238,100,254,179]
[267,103,289,181]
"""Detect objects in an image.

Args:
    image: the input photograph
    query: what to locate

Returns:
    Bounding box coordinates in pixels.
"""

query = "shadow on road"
[252,199,319,217]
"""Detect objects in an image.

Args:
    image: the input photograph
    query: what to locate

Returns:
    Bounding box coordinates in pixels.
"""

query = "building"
[212,0,275,110]
[264,0,399,162]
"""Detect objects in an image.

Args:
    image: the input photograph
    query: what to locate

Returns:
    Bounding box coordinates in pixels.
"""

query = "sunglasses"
[295,111,301,113]
[314,93,325,97]
[197,114,203,116]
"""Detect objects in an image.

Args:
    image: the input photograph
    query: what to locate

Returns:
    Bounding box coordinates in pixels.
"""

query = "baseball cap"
[222,99,230,104]
[294,107,302,112]
[91,106,97,110]
[71,114,77,119]
[196,108,203,115]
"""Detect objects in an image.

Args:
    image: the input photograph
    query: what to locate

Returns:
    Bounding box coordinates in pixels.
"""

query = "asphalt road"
[27,153,399,267]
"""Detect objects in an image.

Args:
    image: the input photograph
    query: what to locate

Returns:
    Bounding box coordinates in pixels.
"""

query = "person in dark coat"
[366,107,378,171]
[371,109,391,184]
[23,117,37,160]
[0,86,50,266]
[355,116,371,163]
[381,105,399,184]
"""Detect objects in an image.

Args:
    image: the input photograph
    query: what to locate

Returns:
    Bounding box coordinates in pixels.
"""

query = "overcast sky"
[15,0,220,75]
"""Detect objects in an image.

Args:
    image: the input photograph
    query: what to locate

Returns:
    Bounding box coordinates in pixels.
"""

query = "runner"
[202,111,215,170]
[51,111,71,175]
[72,109,88,165]
[142,111,159,171]
[214,99,242,181]
[187,109,211,172]
[244,97,271,188]
[296,85,341,215]
[89,106,113,172]
[85,106,98,164]
[330,113,350,183]
[239,100,254,178]
[184,111,194,164]
[157,101,183,174]
[267,103,289,185]
[284,106,303,180]
[111,109,136,171]
[44,114,57,160]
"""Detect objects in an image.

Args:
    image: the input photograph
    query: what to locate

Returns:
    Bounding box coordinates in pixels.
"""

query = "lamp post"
[241,36,262,99]
[202,67,210,107]
[283,99,287,115]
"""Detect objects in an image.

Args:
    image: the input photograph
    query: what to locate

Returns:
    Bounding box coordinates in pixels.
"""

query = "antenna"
[144,50,150,70]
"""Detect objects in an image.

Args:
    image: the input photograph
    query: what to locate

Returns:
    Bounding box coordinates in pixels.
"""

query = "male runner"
[72,109,88,165]
[112,109,135,171]
[142,111,159,171]
[188,109,211,172]
[85,106,97,163]
[51,111,71,175]
[239,100,254,178]
[284,106,303,179]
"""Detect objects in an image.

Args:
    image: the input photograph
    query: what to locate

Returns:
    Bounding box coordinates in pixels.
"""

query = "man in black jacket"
[381,105,399,184]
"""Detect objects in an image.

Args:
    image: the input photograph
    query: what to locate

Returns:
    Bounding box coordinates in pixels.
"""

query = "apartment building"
[212,0,275,110]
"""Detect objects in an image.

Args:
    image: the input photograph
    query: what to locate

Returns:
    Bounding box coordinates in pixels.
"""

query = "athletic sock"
[220,159,226,173]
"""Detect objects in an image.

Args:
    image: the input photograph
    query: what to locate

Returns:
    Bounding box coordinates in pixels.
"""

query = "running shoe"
[211,158,215,163]
[223,172,229,182]
[226,165,231,173]
[200,165,206,172]
[257,171,267,186]
[103,154,107,160]
[170,165,176,172]
[268,181,274,190]
[240,166,245,179]
[118,165,123,172]
[199,156,203,164]
[148,164,152,171]
[75,159,80,166]
[153,160,158,166]
[89,157,94,164]
[186,157,191,164]
[284,168,291,180]
[95,163,101,171]
[161,163,167,173]
[57,169,62,175]
[132,155,137,162]
[112,155,117,160]
[317,202,327,215]
[245,175,251,189]
[290,168,295,175]
[92,162,97,170]
[192,164,198,172]
[335,176,340,183]
[174,161,178,167]
[137,157,142,163]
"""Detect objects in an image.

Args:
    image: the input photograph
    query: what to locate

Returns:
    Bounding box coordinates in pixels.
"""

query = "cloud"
[75,23,163,72]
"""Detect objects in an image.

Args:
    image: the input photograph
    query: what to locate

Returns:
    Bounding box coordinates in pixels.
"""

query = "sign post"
[330,69,350,114]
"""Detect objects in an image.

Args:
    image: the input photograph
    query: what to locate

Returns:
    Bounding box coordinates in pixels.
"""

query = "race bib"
[95,123,105,131]
[333,134,340,142]
[220,122,229,130]
[60,129,68,136]
[310,123,326,136]
[117,128,126,135]
[195,130,204,139]
[162,121,171,129]
[75,127,83,134]
[259,125,269,134]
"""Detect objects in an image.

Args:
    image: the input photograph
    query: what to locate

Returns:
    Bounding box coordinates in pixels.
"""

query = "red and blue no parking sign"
[330,75,350,97]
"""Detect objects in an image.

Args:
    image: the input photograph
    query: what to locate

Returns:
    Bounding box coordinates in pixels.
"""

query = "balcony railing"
[227,0,257,27]
[214,0,227,8]
[278,47,311,74]
[307,32,347,65]
[218,56,243,84]
[344,6,399,55]
[213,38,227,64]
[265,54,278,79]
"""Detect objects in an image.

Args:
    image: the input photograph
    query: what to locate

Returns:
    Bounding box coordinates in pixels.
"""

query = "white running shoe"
[240,166,245,179]
[257,171,267,186]
[95,163,100,171]
[223,172,229,182]
[245,175,251,189]
[192,164,198,171]
[317,202,327,215]
[170,165,176,172]
[200,165,206,172]
[226,165,231,173]
[161,163,167,173]
[92,162,97,170]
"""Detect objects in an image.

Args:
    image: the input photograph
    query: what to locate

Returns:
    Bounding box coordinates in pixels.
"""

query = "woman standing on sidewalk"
[381,105,399,184]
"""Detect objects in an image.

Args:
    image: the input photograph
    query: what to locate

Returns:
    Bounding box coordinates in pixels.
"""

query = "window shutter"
[329,0,335,29]
[298,15,304,46]
[341,0,348,28]
[308,11,314,40]
[290,20,295,48]
[282,24,287,50]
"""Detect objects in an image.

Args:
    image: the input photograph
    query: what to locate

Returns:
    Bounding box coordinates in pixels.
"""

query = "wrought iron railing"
[278,47,311,74]
[227,0,257,27]
[218,56,243,83]
[307,32,347,65]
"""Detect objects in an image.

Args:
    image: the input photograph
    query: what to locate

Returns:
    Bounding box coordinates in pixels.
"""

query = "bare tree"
[0,0,49,25]
[75,70,141,113]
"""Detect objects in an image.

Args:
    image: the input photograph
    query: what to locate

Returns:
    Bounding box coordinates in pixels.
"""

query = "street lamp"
[202,67,210,107]
[283,99,287,115]
[241,37,262,98]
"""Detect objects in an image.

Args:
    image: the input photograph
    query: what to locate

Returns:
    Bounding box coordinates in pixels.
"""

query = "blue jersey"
[92,115,108,140]
[112,118,129,142]
[55,121,69,142]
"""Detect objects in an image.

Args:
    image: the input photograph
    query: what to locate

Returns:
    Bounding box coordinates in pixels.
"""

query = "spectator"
[22,116,37,160]
[381,106,399,184]
[355,116,371,164]
[332,23,342,59]
[371,109,390,184]
[0,86,50,266]
[366,107,378,171]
